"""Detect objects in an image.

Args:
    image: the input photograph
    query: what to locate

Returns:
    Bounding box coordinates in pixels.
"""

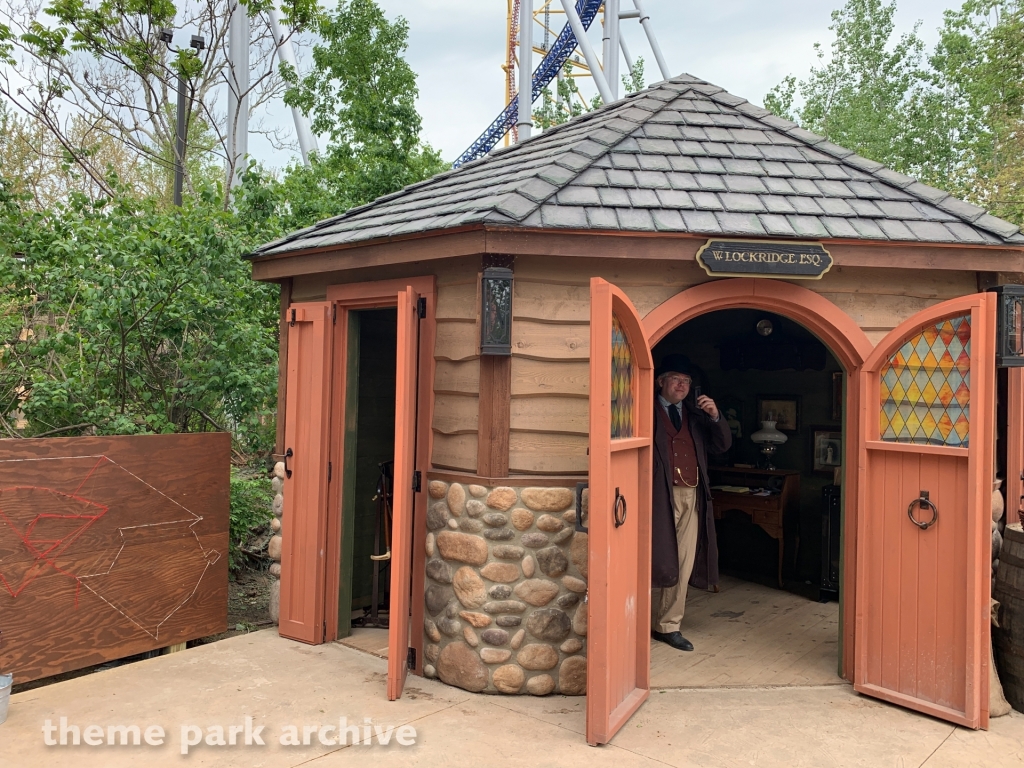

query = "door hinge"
[407,647,416,670]
[289,308,296,326]
[332,304,337,324]
[417,297,426,319]
[412,471,422,492]
[328,461,332,483]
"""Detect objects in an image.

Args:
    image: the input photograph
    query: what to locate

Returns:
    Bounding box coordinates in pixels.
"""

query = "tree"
[0,0,321,205]
[237,0,446,233]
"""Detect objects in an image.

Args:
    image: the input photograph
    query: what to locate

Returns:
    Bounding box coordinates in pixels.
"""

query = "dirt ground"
[12,567,274,694]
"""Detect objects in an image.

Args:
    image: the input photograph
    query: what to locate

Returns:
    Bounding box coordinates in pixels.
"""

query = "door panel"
[280,302,332,644]
[587,278,653,745]
[387,287,421,700]
[856,294,995,729]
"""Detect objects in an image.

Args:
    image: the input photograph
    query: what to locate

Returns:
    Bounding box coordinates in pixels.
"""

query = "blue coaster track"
[453,0,605,168]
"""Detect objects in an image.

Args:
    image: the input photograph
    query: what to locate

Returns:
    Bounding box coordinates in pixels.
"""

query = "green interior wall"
[654,308,843,591]
[346,308,397,616]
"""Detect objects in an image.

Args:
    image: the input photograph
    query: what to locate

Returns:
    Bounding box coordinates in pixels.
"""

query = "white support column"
[606,0,620,100]
[632,0,671,80]
[516,0,533,141]
[560,0,613,104]
[269,6,318,165]
[620,34,635,79]
[227,0,250,191]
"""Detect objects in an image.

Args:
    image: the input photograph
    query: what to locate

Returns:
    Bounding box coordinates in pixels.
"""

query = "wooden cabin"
[249,74,1024,744]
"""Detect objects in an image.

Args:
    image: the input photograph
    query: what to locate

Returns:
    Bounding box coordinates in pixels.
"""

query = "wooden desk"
[709,467,800,588]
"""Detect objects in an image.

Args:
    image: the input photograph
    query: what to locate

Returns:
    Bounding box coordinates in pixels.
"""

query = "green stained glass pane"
[879,314,970,447]
[611,315,635,439]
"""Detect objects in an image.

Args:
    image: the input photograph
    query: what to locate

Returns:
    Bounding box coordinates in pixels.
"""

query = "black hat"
[655,353,695,378]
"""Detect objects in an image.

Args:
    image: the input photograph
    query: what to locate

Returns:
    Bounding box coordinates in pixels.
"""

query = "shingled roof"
[252,73,1024,257]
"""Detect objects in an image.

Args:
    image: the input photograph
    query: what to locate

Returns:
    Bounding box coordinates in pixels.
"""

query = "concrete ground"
[4,628,1023,768]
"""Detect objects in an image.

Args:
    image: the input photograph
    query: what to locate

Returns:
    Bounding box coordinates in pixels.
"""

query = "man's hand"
[696,395,719,421]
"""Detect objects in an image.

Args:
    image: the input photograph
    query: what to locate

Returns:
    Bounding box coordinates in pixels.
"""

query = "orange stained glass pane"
[879,314,971,447]
[611,315,635,439]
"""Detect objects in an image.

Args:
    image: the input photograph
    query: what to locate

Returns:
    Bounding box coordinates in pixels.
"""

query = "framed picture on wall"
[757,396,800,432]
[831,371,844,422]
[813,428,843,474]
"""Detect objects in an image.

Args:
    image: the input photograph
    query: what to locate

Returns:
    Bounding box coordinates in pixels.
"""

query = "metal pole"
[174,72,186,206]
[632,0,671,80]
[227,0,250,191]
[269,6,318,165]
[560,0,613,104]
[516,0,532,141]
[620,34,635,78]
[607,0,620,100]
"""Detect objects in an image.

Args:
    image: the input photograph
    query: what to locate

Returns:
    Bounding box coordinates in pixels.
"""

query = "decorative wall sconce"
[991,285,1024,368]
[480,267,513,356]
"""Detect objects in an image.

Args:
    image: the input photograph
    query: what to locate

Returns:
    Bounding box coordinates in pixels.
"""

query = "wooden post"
[1008,367,1024,526]
[276,279,293,456]
[477,355,511,477]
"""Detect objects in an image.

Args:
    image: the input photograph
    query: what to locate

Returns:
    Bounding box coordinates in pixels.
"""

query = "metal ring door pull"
[907,490,938,530]
[613,487,627,528]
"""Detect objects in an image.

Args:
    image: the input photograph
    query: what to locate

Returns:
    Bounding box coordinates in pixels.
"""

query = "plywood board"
[0,433,230,683]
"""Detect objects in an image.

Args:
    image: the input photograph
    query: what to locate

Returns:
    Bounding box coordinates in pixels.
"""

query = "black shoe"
[652,630,694,652]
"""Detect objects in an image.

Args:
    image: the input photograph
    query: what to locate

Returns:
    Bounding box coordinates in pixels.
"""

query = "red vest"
[658,402,699,487]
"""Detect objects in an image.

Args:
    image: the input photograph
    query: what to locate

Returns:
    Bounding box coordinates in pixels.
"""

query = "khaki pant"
[652,485,699,634]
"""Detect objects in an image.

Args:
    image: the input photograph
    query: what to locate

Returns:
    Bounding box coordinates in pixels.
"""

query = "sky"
[254,0,969,167]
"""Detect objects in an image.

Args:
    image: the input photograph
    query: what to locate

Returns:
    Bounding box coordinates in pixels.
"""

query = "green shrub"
[229,471,274,571]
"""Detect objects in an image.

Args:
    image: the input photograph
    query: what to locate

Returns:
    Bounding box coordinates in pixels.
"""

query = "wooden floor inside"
[338,575,841,690]
[651,574,841,689]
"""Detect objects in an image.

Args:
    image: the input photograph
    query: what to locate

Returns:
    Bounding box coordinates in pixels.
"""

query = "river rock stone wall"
[268,461,285,623]
[422,479,589,695]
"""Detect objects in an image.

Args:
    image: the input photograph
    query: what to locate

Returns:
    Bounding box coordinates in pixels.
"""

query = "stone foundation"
[422,479,589,695]
[268,461,284,623]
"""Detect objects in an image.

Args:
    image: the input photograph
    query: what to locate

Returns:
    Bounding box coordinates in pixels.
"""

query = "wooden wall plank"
[509,433,588,474]
[514,280,590,322]
[511,396,588,435]
[434,359,480,394]
[512,320,589,360]
[432,432,478,472]
[511,358,590,397]
[0,433,229,683]
[819,293,943,332]
[436,281,478,321]
[432,393,479,435]
[434,319,479,362]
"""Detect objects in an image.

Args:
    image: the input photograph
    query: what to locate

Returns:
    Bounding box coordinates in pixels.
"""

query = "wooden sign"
[696,239,833,280]
[0,433,229,683]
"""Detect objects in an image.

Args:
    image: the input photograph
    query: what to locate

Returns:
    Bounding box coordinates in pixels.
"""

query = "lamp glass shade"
[751,420,788,445]
[480,267,513,355]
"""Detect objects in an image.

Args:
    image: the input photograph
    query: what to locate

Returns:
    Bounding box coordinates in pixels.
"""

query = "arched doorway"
[642,278,872,680]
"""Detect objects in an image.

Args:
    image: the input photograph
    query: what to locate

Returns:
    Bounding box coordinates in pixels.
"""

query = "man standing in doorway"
[651,354,731,652]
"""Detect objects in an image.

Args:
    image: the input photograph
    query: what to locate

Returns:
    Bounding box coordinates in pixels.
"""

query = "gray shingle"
[719,193,766,212]
[616,208,655,230]
[681,210,723,234]
[695,174,727,191]
[598,187,630,206]
[541,205,588,228]
[691,191,724,210]
[652,208,686,230]
[695,157,727,174]
[255,72,1024,256]
[759,214,799,237]
[634,171,671,189]
[656,189,695,209]
[716,212,767,235]
[628,188,662,207]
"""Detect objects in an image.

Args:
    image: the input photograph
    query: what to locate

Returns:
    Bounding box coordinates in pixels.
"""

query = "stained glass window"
[611,315,635,438]
[879,315,971,447]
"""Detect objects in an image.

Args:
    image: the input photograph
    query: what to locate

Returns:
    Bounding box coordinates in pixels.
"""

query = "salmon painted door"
[586,278,654,745]
[856,293,996,729]
[280,302,332,644]
[388,287,422,700]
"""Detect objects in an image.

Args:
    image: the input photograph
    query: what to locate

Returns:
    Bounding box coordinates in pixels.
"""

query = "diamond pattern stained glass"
[611,315,635,439]
[879,315,971,447]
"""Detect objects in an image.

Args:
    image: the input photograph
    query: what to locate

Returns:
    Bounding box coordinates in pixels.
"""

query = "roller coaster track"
[454,0,604,168]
